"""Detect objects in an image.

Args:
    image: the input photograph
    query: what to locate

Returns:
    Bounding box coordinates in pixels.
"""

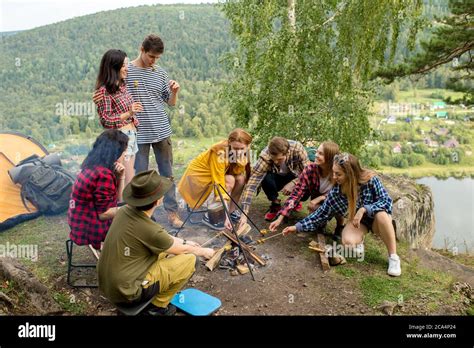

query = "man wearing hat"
[98,170,215,316]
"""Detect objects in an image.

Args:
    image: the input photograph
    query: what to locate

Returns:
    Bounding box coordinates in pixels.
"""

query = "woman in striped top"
[95,49,143,186]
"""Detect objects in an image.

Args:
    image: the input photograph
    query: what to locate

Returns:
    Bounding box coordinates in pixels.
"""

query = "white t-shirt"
[319,175,332,195]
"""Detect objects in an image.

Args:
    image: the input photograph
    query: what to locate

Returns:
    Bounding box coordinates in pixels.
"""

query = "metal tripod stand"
[174,182,262,281]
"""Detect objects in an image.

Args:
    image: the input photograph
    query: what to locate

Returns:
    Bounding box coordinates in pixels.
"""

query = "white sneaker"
[387,254,401,277]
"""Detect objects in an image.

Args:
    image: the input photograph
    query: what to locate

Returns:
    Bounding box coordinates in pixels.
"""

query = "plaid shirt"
[240,140,309,213]
[67,166,118,249]
[96,84,139,129]
[295,176,392,232]
[279,163,329,217]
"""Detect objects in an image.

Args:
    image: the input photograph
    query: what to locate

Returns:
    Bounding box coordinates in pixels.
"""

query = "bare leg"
[341,223,367,246]
[372,212,397,255]
[225,175,235,210]
[124,155,135,187]
[229,174,246,213]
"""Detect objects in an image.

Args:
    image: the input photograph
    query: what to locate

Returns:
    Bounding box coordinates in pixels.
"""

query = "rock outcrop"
[379,174,435,249]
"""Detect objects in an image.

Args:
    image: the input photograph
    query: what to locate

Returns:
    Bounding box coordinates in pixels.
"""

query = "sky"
[0,0,219,32]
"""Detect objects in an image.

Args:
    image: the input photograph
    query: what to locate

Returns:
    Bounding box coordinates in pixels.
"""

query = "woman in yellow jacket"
[178,129,252,230]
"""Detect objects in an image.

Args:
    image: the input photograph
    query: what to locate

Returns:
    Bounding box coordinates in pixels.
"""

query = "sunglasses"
[334,153,350,165]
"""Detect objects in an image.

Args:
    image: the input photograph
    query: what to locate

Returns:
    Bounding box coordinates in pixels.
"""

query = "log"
[221,230,266,266]
[317,234,331,272]
[0,291,14,305]
[308,240,325,253]
[201,232,222,247]
[236,264,249,275]
[205,241,231,271]
[202,224,250,248]
[236,223,251,236]
[309,246,325,253]
[88,245,100,260]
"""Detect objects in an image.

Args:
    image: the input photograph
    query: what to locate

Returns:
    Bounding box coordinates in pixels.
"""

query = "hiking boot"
[229,210,241,223]
[168,212,184,228]
[146,304,177,316]
[264,202,281,222]
[202,213,225,231]
[326,245,347,266]
[387,254,401,277]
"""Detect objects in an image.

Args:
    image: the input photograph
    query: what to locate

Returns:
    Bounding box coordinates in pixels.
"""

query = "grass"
[334,234,462,312]
[52,291,87,315]
[433,249,474,268]
[0,214,101,314]
[171,136,224,178]
[0,215,71,281]
[467,306,474,316]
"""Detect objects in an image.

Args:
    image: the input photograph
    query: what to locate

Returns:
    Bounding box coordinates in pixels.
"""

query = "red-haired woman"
[178,128,253,230]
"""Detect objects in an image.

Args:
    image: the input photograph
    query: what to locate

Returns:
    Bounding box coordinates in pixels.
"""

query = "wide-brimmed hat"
[123,170,172,207]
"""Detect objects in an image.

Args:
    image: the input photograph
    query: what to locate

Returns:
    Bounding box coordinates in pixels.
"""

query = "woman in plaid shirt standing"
[283,153,401,277]
[95,49,143,186]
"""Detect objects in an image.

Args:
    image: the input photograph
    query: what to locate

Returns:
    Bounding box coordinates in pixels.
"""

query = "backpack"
[14,154,76,214]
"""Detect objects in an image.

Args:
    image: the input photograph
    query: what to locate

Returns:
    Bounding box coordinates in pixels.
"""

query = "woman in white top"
[269,141,345,238]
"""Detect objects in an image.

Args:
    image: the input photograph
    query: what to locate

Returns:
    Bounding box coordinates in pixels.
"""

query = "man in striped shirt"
[127,34,183,228]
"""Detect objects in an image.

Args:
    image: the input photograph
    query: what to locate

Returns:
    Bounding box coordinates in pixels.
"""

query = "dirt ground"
[0,194,472,316]
[165,203,376,316]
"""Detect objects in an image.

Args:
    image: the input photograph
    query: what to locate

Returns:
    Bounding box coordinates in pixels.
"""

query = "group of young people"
[178,132,401,274]
[66,33,401,317]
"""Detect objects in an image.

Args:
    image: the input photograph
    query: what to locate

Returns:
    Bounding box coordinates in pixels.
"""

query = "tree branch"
[407,41,474,75]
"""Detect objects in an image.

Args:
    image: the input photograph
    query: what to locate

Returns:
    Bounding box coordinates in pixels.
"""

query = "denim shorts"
[120,129,139,157]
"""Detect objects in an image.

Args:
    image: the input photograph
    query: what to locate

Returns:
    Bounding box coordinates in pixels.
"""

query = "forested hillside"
[0,4,235,144]
[0,1,465,146]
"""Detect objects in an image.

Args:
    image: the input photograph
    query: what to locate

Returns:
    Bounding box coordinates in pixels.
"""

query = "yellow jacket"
[178,140,247,208]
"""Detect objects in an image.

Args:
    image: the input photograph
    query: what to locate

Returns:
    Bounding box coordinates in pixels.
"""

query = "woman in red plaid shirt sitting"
[95,49,143,186]
[268,141,345,240]
[67,130,128,250]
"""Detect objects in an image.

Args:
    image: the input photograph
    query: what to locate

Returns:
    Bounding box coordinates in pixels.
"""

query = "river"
[416,177,474,255]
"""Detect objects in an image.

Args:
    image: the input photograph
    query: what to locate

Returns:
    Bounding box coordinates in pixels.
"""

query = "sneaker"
[229,210,241,223]
[264,203,281,221]
[387,254,401,277]
[202,213,225,231]
[146,304,177,316]
[168,212,184,228]
[294,202,303,212]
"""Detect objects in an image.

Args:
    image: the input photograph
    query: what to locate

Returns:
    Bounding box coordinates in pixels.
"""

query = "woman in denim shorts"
[95,49,142,186]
